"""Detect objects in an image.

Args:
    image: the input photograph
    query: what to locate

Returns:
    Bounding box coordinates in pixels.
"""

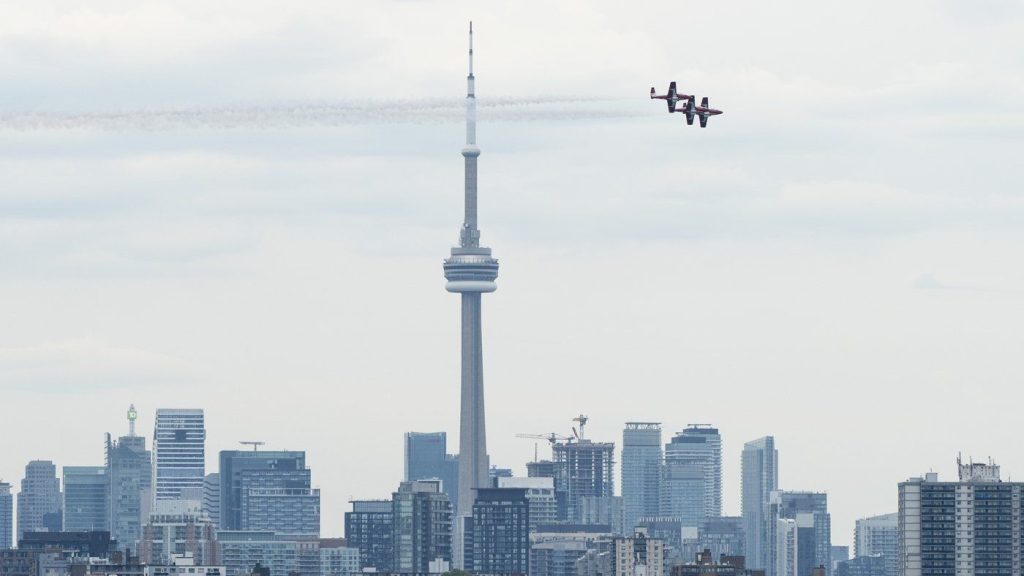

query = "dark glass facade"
[467,488,530,575]
[919,484,955,576]
[973,484,1013,576]
[344,500,393,572]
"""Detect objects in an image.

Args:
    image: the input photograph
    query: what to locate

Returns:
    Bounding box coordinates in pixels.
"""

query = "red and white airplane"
[682,96,723,128]
[649,81,693,113]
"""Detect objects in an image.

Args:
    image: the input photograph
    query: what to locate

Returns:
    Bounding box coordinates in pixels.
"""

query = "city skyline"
[2,0,1023,557]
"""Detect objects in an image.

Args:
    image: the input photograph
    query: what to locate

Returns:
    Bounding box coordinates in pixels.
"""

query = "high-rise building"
[106,404,152,553]
[392,480,453,573]
[0,482,12,549]
[623,423,663,535]
[497,477,558,531]
[138,500,217,566]
[202,474,220,528]
[553,440,615,524]
[62,467,109,532]
[442,24,499,566]
[465,488,530,575]
[664,426,722,522]
[16,461,62,540]
[218,450,312,533]
[344,500,393,572]
[661,461,705,528]
[768,491,830,576]
[854,513,896,576]
[152,409,206,502]
[897,459,1024,576]
[742,436,778,572]
[404,432,459,509]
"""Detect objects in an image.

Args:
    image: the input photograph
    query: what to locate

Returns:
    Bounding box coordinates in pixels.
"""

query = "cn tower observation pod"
[444,246,498,293]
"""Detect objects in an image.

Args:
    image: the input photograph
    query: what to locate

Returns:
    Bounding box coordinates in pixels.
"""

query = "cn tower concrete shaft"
[442,22,499,567]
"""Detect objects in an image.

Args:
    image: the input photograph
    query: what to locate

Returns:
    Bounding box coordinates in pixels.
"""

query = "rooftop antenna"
[240,441,265,452]
[127,404,138,437]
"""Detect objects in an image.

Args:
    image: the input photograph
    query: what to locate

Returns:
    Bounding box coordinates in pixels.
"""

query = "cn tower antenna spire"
[460,20,479,246]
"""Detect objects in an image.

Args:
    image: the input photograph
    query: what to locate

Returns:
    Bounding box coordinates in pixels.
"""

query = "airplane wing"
[701,96,709,108]
[699,116,708,128]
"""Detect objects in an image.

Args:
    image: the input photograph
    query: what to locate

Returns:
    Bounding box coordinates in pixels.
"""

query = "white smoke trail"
[0,96,640,132]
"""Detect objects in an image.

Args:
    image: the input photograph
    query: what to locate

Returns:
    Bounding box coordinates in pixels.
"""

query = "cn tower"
[442,21,498,563]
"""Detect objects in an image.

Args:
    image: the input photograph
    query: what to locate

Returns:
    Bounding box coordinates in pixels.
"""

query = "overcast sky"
[1,0,1023,547]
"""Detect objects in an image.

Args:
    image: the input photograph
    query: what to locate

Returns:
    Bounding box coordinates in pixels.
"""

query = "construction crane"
[516,432,573,461]
[239,441,265,451]
[572,414,589,440]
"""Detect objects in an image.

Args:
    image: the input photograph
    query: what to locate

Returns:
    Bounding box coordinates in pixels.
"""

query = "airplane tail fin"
[669,81,677,97]
[701,96,709,108]
[699,116,708,128]
[650,87,656,98]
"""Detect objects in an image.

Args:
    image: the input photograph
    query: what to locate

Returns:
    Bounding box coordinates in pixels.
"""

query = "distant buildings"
[0,483,11,549]
[742,437,777,572]
[613,528,666,576]
[203,474,220,528]
[391,480,452,573]
[465,487,529,575]
[553,439,615,526]
[106,407,152,552]
[344,500,393,572]
[531,524,613,576]
[152,409,206,502]
[622,423,663,534]
[853,513,896,576]
[671,549,764,576]
[217,531,319,576]
[837,554,886,576]
[17,530,116,555]
[404,432,459,510]
[661,460,705,529]
[218,450,318,535]
[497,476,558,530]
[17,461,62,540]
[898,459,1024,576]
[693,516,746,560]
[62,467,108,532]
[139,500,217,565]
[664,426,722,524]
[768,491,831,576]
[320,538,360,576]
[527,460,557,480]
